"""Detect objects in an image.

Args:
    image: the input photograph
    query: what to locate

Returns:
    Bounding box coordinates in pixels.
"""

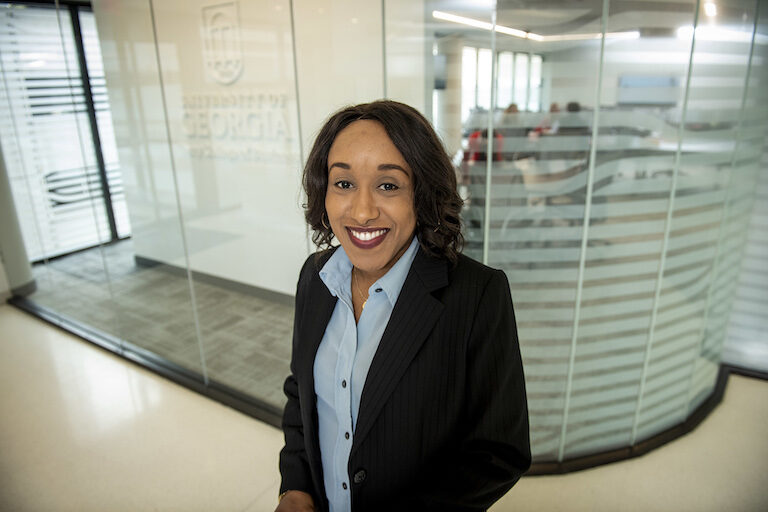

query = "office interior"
[0,0,766,490]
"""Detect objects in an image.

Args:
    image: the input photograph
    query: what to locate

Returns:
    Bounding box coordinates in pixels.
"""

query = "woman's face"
[325,120,417,280]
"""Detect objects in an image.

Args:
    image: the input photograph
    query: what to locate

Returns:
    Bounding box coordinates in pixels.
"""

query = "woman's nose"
[350,188,378,224]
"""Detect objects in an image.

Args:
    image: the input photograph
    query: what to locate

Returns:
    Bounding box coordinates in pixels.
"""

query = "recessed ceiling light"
[432,10,638,43]
[704,2,717,17]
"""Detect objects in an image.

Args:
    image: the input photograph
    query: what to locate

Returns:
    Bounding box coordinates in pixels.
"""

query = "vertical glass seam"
[474,48,479,108]
[684,0,762,416]
[287,0,310,257]
[556,0,609,462]
[630,0,701,446]
[53,2,109,250]
[381,0,387,98]
[53,0,119,335]
[481,3,497,265]
[147,0,209,385]
[525,52,531,111]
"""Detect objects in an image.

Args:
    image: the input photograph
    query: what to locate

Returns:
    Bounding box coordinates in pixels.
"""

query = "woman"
[276,100,530,512]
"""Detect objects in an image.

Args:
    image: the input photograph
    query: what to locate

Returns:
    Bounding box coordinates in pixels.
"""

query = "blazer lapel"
[296,252,338,493]
[297,277,337,389]
[351,248,449,453]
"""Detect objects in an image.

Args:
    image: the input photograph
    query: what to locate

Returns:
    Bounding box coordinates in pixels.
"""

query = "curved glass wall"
[0,0,765,466]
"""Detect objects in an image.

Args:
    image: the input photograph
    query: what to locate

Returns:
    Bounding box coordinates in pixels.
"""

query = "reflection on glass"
[477,47,493,109]
[497,52,513,110]
[461,46,478,122]
[529,55,542,111]
[513,52,528,108]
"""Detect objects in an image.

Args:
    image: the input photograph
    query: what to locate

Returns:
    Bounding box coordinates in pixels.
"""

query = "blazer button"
[353,469,367,484]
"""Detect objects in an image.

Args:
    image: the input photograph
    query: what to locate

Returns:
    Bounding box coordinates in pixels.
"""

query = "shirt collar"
[319,236,420,307]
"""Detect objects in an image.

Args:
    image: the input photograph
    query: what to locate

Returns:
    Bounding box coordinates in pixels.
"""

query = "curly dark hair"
[303,100,464,264]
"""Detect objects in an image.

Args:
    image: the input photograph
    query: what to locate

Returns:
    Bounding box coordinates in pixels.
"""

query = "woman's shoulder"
[436,252,512,314]
[452,252,506,282]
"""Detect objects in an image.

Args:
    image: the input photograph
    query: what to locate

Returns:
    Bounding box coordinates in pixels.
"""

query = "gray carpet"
[28,239,293,409]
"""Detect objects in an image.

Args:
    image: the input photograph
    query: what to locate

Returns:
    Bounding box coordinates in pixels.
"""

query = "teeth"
[351,229,387,241]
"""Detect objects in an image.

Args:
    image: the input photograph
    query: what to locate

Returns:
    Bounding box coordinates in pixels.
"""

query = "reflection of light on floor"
[53,343,163,445]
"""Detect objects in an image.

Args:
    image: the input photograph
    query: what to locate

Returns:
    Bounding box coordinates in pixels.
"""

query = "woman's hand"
[274,490,316,512]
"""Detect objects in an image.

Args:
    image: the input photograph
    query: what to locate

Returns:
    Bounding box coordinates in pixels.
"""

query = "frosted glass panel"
[705,0,768,376]
[562,0,698,458]
[0,4,112,259]
[486,0,605,461]
[721,9,768,373]
[636,0,761,442]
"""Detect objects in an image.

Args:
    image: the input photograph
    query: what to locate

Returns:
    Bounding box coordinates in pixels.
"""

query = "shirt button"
[375,288,382,293]
[345,432,350,440]
[342,380,347,388]
[342,482,348,490]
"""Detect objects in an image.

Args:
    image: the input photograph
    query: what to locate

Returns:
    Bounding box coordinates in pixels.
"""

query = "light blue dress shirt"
[314,236,419,512]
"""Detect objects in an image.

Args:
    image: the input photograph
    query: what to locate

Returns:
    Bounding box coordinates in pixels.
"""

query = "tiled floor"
[1,304,767,512]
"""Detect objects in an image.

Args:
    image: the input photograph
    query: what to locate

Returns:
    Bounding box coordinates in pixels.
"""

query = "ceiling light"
[704,2,717,17]
[432,11,640,42]
[676,25,761,43]
[432,10,638,43]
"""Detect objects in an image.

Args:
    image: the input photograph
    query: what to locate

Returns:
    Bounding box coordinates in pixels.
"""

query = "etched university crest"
[202,2,243,85]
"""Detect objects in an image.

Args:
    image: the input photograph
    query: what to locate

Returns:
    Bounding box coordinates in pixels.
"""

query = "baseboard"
[134,255,294,307]
[527,364,731,475]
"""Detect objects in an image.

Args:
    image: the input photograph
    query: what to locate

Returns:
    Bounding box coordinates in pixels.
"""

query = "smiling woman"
[325,119,417,314]
[303,101,464,266]
[277,100,531,512]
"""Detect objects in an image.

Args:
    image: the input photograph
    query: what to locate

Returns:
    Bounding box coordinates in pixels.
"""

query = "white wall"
[384,0,427,114]
[293,0,385,152]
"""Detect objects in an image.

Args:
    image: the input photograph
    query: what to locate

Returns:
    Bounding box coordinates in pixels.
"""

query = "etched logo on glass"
[202,2,243,85]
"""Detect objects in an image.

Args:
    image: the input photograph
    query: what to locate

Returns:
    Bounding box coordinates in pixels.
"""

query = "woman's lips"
[346,227,389,249]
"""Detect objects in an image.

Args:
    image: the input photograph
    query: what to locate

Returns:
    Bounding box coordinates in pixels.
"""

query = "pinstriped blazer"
[279,245,531,512]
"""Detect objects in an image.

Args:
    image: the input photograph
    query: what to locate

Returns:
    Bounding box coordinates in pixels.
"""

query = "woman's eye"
[379,182,399,192]
[334,180,353,189]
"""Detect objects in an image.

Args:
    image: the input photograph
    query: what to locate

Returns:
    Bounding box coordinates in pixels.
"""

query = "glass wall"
[1,0,765,465]
[721,0,768,374]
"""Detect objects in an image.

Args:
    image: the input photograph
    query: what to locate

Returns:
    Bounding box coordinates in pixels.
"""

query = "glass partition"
[142,0,303,405]
[489,0,606,461]
[721,2,768,374]
[0,2,120,345]
[679,0,766,409]
[564,0,698,459]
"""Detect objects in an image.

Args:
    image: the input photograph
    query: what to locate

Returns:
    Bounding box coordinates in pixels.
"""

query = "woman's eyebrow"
[378,163,409,175]
[329,162,408,176]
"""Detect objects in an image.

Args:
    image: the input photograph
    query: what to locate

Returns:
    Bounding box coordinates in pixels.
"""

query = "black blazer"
[279,246,531,512]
